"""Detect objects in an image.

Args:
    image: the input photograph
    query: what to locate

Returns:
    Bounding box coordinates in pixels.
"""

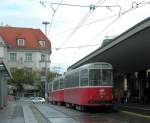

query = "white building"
[0,26,51,72]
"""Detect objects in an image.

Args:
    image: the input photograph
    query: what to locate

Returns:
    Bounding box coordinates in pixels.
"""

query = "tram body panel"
[64,86,113,106]
[52,89,64,102]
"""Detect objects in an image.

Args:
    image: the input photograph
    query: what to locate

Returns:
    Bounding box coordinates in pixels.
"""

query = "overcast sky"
[0,0,150,71]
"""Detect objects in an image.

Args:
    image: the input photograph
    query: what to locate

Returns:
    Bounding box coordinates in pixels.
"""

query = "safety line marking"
[121,110,150,119]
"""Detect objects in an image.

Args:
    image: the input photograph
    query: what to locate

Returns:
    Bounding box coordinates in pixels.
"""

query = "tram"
[48,62,113,110]
[48,76,64,105]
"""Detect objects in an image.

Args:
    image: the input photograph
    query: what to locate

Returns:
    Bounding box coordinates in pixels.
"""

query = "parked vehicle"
[26,97,46,104]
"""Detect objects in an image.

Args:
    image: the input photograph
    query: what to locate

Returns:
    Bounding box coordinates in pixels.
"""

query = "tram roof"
[67,62,112,74]
[68,17,150,72]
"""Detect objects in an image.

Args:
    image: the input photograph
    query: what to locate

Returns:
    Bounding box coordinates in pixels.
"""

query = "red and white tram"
[48,62,113,110]
[48,76,64,105]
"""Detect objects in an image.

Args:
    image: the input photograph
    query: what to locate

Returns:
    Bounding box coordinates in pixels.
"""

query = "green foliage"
[10,69,40,92]
[9,68,61,93]
[47,71,61,82]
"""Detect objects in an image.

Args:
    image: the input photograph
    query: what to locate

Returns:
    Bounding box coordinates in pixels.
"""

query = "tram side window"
[71,73,76,87]
[65,75,72,88]
[102,69,112,85]
[89,69,101,86]
[74,71,79,87]
[53,80,59,90]
[80,69,88,86]
[60,78,64,89]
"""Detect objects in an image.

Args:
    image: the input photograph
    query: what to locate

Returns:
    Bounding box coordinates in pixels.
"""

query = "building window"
[10,53,16,61]
[25,53,32,61]
[41,54,46,62]
[17,38,25,46]
[39,40,45,47]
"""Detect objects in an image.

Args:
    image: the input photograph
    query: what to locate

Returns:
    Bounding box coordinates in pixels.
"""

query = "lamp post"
[42,21,50,102]
[42,21,50,36]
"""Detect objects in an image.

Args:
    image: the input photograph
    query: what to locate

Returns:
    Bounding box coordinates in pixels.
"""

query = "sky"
[0,0,150,72]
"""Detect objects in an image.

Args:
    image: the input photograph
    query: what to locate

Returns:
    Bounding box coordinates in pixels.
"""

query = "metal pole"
[42,21,50,101]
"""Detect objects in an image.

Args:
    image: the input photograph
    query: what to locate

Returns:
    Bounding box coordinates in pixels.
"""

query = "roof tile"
[0,26,51,50]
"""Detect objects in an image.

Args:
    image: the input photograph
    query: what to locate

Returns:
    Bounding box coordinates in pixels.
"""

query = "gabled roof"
[0,26,51,51]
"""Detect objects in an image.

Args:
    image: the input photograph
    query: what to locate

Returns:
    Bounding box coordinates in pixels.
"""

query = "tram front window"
[89,69,112,86]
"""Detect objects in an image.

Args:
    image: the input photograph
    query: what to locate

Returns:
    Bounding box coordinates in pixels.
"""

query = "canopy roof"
[68,17,150,72]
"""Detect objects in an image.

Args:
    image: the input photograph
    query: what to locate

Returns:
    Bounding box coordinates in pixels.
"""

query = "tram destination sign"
[92,63,112,69]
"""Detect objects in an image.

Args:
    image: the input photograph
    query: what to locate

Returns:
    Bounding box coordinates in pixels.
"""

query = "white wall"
[7,50,50,71]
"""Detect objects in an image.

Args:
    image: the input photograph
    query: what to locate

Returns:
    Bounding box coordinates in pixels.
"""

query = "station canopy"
[68,17,150,73]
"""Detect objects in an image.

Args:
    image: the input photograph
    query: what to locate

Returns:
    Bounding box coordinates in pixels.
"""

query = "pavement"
[1,100,150,123]
[0,100,38,123]
[34,104,79,123]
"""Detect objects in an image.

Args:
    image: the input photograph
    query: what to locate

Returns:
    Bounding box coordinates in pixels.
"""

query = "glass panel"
[89,69,101,86]
[89,69,112,86]
[53,80,59,90]
[64,75,70,88]
[17,39,24,46]
[60,78,64,89]
[39,40,45,47]
[10,53,16,61]
[80,69,88,86]
[74,71,79,87]
[25,53,32,61]
[102,69,112,86]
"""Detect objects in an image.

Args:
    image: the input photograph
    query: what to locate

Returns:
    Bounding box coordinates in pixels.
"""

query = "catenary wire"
[51,14,118,36]
[58,0,106,48]
[49,0,64,33]
[70,1,150,56]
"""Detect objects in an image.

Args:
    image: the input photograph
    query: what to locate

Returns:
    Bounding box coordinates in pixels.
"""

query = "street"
[1,100,150,123]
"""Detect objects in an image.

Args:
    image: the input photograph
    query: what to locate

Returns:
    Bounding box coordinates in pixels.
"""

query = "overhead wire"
[58,0,107,48]
[51,0,107,63]
[39,1,121,9]
[70,0,150,56]
[51,14,118,36]
[39,0,150,63]
[48,0,64,33]
[52,44,100,50]
[67,0,106,56]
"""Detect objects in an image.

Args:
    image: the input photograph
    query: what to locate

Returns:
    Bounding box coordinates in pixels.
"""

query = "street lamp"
[42,21,50,102]
[42,21,50,36]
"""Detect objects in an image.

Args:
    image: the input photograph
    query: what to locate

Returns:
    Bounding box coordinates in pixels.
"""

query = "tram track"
[33,103,150,123]
[47,104,114,122]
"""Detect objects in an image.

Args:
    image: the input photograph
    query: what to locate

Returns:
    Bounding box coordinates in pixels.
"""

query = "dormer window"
[39,40,45,47]
[17,38,25,46]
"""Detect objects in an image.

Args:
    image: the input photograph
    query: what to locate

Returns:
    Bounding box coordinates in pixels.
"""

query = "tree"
[9,68,61,97]
[47,71,61,82]
[10,69,39,95]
